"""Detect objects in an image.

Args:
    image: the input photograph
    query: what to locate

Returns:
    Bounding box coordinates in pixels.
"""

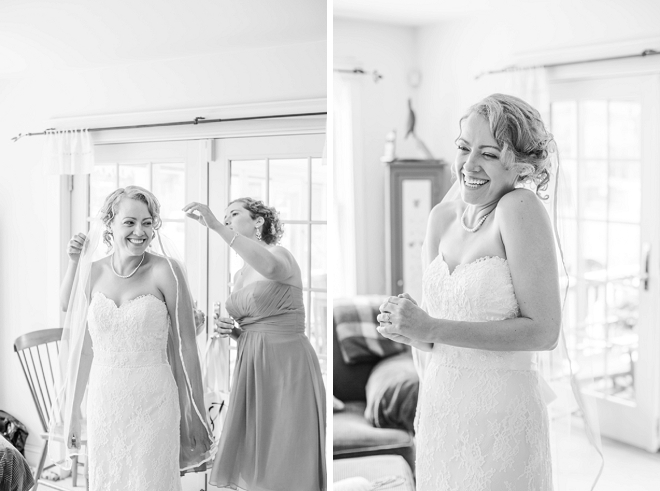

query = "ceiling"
[0,0,326,77]
[334,0,528,26]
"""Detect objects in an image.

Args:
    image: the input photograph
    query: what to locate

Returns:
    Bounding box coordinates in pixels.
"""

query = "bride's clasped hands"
[377,294,433,351]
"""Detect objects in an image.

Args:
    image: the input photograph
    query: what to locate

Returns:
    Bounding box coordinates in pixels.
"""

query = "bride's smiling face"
[110,198,154,255]
[455,112,519,206]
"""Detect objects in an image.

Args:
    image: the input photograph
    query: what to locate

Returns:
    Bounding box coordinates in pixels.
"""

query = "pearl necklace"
[111,252,146,279]
[461,207,493,233]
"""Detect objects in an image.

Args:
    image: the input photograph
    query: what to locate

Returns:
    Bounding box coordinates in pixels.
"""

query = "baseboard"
[24,441,43,468]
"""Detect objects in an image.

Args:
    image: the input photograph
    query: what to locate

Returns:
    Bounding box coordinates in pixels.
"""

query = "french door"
[207,134,327,386]
[550,74,660,451]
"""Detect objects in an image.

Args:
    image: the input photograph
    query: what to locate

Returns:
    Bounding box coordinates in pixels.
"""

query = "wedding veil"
[47,215,214,471]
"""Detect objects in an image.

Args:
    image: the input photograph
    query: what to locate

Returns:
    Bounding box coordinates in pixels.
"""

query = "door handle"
[641,243,651,291]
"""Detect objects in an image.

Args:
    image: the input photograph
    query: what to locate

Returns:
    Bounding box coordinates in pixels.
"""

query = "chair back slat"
[46,346,57,390]
[16,352,46,430]
[35,348,53,412]
[27,349,48,427]
[14,329,64,433]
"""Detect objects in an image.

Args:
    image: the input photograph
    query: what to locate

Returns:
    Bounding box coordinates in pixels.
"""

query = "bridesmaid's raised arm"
[183,200,295,282]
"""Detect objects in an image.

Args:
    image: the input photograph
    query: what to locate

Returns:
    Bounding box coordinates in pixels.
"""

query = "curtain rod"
[11,111,327,142]
[474,48,660,80]
[334,68,384,83]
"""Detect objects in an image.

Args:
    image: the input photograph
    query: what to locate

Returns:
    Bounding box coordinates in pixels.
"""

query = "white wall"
[0,41,326,465]
[334,18,418,294]
[337,0,660,296]
[416,0,660,163]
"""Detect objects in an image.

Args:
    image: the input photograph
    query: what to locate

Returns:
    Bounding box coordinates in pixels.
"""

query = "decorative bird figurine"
[404,98,434,159]
[405,98,416,139]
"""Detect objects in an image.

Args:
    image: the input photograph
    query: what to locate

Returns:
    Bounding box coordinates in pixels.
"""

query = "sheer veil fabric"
[414,147,604,489]
[48,216,214,471]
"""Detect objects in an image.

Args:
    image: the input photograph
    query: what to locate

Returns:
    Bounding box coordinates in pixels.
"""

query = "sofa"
[332,296,418,472]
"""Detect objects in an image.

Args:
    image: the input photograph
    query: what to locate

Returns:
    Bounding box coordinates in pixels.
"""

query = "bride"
[378,94,560,490]
[51,186,212,491]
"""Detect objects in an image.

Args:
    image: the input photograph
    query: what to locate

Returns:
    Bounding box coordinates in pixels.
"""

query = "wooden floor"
[35,436,660,490]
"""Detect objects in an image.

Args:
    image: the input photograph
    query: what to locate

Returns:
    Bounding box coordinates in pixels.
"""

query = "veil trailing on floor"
[48,216,214,471]
[414,131,604,489]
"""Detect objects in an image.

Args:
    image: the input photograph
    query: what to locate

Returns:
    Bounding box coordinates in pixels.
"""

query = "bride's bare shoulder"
[429,197,461,228]
[497,188,550,223]
[91,256,109,271]
[148,253,182,277]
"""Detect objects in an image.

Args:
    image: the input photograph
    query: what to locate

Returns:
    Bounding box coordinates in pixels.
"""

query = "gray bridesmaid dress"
[208,280,326,491]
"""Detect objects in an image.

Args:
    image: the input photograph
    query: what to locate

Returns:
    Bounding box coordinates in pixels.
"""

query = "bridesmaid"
[183,197,326,491]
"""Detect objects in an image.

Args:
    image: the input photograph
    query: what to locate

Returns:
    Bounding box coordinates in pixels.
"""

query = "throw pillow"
[364,352,419,432]
[333,395,345,412]
[334,296,407,365]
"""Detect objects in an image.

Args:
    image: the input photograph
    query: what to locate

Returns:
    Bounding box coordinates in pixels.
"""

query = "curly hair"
[461,93,556,199]
[229,197,283,245]
[98,186,162,249]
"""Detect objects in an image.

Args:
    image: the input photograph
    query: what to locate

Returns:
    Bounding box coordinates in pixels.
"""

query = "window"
[227,156,328,374]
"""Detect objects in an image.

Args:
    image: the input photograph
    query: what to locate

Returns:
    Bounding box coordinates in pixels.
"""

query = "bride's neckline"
[437,251,507,276]
[93,291,165,310]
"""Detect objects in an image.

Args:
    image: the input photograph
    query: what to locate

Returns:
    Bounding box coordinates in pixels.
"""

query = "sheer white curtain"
[472,67,550,119]
[42,128,95,175]
[332,73,361,297]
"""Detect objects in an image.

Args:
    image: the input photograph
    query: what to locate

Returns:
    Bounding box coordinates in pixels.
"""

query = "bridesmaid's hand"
[213,315,234,339]
[67,233,87,262]
[182,202,220,230]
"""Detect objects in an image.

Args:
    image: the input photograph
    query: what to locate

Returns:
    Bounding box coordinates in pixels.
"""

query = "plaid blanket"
[334,296,407,365]
[0,434,34,491]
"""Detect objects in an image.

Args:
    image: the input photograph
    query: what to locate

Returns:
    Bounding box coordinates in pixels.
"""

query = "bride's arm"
[379,189,561,352]
[377,201,453,352]
[156,259,208,414]
[157,258,212,464]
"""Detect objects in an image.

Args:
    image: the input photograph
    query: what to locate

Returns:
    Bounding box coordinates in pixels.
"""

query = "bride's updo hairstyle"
[230,197,283,245]
[462,93,555,198]
[99,186,162,249]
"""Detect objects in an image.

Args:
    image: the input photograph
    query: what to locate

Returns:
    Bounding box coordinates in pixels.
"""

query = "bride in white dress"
[52,186,212,491]
[378,94,560,491]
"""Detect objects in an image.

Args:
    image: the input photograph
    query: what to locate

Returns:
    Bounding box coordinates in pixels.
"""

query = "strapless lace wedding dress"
[86,292,181,491]
[416,254,552,491]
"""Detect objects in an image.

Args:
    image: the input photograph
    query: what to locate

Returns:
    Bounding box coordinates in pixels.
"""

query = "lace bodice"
[422,253,537,371]
[88,293,169,354]
[423,253,519,322]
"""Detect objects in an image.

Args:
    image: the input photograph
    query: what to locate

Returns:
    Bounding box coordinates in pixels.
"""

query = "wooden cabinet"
[385,159,451,301]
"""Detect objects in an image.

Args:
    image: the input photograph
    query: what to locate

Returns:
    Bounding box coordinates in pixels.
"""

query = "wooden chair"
[13,328,88,490]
